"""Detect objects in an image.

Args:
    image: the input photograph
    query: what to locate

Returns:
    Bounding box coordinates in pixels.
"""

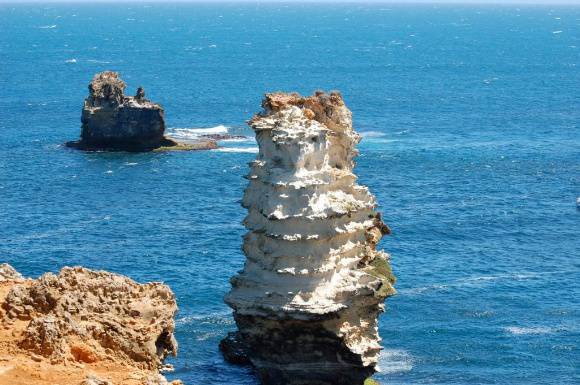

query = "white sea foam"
[505,326,555,335]
[553,30,563,34]
[359,131,386,138]
[221,137,254,143]
[175,311,232,326]
[169,125,229,139]
[214,147,259,153]
[376,349,413,374]
[65,58,77,63]
[195,331,223,341]
[39,25,57,29]
[169,125,253,144]
[87,59,112,64]
[483,77,499,84]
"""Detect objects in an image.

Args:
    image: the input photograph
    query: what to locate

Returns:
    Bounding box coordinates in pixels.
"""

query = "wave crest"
[213,147,258,153]
[169,125,229,139]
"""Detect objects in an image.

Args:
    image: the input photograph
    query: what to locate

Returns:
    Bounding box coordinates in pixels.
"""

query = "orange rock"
[303,108,315,119]
[70,345,98,364]
[0,265,181,385]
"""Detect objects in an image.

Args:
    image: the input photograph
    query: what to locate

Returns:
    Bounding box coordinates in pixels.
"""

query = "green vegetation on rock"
[366,255,397,298]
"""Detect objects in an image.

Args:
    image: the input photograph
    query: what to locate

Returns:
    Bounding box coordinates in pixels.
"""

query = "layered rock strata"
[66,71,217,152]
[222,91,396,385]
[0,264,181,385]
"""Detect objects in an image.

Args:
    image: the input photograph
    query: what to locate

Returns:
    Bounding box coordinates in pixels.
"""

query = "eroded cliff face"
[67,71,216,152]
[0,265,181,385]
[222,91,396,385]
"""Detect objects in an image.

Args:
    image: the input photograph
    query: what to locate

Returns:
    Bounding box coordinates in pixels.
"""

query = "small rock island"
[66,72,216,152]
[221,91,396,385]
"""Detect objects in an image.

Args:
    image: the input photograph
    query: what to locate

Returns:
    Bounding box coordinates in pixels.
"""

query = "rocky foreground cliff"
[66,72,216,152]
[221,92,396,385]
[0,264,181,385]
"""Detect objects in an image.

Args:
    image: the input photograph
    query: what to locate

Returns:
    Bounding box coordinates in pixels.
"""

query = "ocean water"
[1,3,579,385]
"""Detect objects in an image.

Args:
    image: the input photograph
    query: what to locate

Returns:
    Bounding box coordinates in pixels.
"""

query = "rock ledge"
[0,264,181,385]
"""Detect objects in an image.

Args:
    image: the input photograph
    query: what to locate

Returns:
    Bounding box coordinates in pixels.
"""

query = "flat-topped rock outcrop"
[221,91,396,385]
[0,264,182,385]
[66,72,217,152]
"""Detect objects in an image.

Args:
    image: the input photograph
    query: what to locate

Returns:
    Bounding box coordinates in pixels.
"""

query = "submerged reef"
[0,264,181,385]
[222,91,396,385]
[66,71,217,152]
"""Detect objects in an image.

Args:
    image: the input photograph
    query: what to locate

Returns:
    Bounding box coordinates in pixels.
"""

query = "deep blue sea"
[1,3,579,384]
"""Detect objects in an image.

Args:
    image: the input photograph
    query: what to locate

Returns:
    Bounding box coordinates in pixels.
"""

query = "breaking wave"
[87,59,112,64]
[169,125,229,139]
[213,147,258,153]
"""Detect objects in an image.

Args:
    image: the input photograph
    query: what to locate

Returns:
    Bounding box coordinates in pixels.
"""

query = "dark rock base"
[219,331,251,365]
[65,137,217,153]
[220,315,376,385]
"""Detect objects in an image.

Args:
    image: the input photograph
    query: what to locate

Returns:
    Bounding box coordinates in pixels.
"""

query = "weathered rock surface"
[66,72,217,152]
[0,263,22,281]
[0,264,181,385]
[222,91,396,385]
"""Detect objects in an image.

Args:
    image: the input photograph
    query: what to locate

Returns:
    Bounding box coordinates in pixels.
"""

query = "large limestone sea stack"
[222,92,396,385]
[66,71,216,152]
